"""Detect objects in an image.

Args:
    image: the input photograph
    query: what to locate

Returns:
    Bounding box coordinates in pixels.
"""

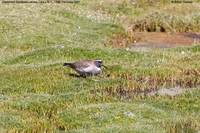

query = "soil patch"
[109,32,200,49]
[148,87,193,96]
[131,32,200,49]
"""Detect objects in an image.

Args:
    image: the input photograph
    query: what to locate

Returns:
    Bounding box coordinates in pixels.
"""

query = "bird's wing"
[73,60,93,69]
[82,65,97,72]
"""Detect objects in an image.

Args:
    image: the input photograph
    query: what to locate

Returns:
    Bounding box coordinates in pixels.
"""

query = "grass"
[0,0,200,132]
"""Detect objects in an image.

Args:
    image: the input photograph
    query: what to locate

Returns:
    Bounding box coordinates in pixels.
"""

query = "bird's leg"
[80,74,87,78]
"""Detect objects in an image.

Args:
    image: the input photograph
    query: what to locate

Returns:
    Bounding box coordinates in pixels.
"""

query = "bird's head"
[94,60,102,67]
[94,60,107,69]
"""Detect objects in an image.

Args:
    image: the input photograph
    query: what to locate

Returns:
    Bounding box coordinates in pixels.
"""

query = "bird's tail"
[63,63,72,67]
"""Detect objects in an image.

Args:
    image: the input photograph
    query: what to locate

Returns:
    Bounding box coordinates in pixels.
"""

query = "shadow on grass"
[64,73,83,78]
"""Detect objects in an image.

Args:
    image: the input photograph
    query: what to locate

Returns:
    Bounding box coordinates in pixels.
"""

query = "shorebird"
[63,60,105,76]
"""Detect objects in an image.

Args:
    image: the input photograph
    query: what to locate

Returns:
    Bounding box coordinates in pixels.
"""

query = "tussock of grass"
[131,11,200,32]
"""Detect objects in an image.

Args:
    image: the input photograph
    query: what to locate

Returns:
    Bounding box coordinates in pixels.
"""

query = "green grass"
[0,0,200,132]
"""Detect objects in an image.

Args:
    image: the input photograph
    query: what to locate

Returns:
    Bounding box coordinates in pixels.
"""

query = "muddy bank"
[109,32,200,49]
[131,32,200,49]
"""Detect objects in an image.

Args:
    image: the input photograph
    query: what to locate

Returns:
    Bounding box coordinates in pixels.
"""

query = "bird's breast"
[77,66,101,75]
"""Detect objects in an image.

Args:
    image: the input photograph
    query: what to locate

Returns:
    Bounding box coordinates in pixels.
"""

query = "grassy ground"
[0,0,200,132]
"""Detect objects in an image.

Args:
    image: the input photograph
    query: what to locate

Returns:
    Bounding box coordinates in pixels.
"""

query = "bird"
[63,59,105,77]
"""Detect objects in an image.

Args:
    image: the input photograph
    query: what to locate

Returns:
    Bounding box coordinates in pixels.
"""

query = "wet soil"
[130,32,200,49]
[109,32,200,50]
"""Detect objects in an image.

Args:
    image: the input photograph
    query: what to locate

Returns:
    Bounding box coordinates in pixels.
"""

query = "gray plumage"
[63,60,104,76]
